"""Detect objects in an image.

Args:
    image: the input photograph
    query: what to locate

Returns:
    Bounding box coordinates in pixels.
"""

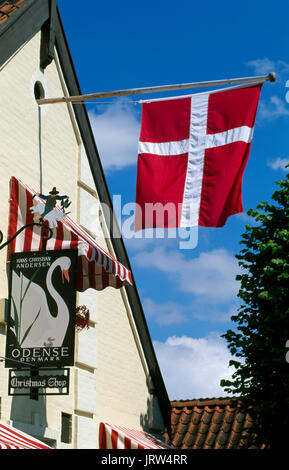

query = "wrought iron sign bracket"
[0,222,53,252]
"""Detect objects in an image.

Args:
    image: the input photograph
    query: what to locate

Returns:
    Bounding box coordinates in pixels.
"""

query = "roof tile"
[201,408,213,424]
[183,431,197,448]
[194,431,207,448]
[205,432,217,447]
[180,410,193,425]
[217,430,230,447]
[168,398,261,449]
[0,0,25,24]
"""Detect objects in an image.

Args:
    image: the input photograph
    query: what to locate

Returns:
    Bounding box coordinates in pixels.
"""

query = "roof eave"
[0,0,50,69]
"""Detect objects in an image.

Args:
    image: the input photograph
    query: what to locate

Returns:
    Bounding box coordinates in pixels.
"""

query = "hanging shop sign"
[5,249,78,368]
[8,368,70,396]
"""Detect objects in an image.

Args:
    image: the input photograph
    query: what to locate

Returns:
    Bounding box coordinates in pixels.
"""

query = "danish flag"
[135,83,262,230]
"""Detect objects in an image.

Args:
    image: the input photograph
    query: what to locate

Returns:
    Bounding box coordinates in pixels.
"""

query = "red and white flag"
[135,83,262,230]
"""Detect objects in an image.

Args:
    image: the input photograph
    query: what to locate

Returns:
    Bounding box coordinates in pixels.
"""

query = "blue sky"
[58,0,289,399]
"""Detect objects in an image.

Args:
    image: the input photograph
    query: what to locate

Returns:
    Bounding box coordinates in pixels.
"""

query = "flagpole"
[37,72,276,105]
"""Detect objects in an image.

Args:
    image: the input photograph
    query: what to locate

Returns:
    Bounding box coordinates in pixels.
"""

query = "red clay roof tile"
[0,0,24,24]
[167,398,262,449]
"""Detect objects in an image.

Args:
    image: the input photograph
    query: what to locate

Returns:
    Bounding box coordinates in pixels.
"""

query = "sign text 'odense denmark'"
[5,249,78,368]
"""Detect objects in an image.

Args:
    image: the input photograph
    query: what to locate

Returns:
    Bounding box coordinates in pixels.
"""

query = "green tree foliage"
[221,170,289,449]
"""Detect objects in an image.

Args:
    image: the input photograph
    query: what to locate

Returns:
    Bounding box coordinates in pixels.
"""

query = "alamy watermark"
[285,80,289,103]
[87,195,198,250]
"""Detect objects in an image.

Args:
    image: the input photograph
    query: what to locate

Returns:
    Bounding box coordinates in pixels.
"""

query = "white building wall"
[76,415,98,449]
[0,30,165,448]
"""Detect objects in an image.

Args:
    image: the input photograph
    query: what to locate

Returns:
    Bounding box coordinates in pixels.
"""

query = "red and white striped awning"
[8,177,132,292]
[99,422,172,449]
[0,422,51,449]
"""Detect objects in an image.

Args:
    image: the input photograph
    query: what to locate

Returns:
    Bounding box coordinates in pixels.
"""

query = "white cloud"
[153,332,235,399]
[124,228,176,253]
[245,58,289,120]
[258,95,289,119]
[267,157,289,172]
[246,58,289,80]
[132,247,240,303]
[246,58,276,76]
[143,296,238,325]
[235,212,261,228]
[191,302,238,323]
[89,100,140,170]
[143,298,187,325]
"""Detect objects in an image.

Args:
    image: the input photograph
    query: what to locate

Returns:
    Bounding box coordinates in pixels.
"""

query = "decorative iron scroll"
[0,222,53,251]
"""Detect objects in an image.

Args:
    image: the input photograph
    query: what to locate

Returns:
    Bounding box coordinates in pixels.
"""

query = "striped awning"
[8,177,132,292]
[0,422,51,449]
[99,422,172,449]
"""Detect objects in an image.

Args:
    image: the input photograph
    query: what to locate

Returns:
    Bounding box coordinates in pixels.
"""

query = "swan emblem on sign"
[10,256,71,348]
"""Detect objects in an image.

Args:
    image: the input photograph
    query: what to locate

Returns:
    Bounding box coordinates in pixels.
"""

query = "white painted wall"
[0,30,165,449]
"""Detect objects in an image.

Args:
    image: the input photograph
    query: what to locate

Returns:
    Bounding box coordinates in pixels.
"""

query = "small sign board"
[5,249,78,368]
[8,368,70,396]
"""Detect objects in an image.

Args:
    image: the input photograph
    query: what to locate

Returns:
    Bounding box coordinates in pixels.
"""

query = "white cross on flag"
[135,83,262,230]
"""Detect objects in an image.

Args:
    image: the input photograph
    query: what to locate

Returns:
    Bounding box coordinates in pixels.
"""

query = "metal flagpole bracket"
[36,72,276,105]
[0,222,53,252]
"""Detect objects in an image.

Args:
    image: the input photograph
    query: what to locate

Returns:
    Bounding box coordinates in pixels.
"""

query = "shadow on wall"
[10,383,48,441]
[140,395,166,441]
[1,325,46,441]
